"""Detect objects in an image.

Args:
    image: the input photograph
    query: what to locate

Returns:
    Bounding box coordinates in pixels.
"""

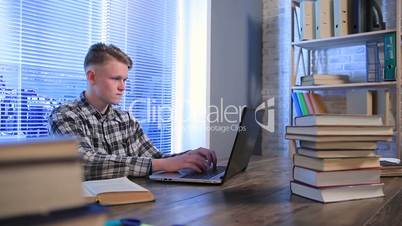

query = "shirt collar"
[79,91,120,122]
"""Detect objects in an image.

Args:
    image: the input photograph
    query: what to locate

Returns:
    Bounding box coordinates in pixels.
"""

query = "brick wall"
[262,0,291,156]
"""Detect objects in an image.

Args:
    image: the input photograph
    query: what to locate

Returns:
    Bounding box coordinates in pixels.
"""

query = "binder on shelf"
[300,0,316,40]
[366,41,382,82]
[333,0,352,36]
[351,0,366,34]
[384,32,396,81]
[315,0,333,39]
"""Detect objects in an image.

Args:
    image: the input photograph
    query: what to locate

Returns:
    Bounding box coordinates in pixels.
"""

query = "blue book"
[292,92,303,117]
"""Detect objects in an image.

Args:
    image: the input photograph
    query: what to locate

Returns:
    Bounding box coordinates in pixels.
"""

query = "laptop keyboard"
[181,166,226,179]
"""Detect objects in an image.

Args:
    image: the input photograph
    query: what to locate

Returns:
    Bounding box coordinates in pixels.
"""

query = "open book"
[82,177,155,205]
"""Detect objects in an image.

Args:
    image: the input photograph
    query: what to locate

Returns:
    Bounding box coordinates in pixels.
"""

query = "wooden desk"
[107,156,402,226]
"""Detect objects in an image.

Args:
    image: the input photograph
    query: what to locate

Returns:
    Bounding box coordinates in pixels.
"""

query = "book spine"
[291,92,303,117]
[303,92,315,114]
[309,93,327,114]
[296,92,310,115]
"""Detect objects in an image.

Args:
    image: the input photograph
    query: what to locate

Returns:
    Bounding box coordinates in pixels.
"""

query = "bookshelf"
[292,29,397,49]
[290,0,402,173]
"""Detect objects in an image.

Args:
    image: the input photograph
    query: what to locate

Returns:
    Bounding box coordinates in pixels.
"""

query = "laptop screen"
[221,107,261,182]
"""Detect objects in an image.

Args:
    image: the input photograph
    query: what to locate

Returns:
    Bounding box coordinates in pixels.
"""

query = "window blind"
[105,0,176,153]
[0,0,176,153]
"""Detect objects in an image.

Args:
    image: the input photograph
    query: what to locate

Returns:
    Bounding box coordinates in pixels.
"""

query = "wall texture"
[262,0,291,156]
[209,0,262,160]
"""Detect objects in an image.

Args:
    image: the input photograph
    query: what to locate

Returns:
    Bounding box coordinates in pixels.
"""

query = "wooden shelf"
[292,81,397,90]
[292,29,396,50]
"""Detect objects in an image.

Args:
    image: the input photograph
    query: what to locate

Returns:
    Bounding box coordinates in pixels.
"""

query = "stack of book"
[0,137,106,226]
[286,114,393,203]
[300,74,349,86]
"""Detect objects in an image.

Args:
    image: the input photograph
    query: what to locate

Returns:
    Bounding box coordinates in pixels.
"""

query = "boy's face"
[89,58,129,106]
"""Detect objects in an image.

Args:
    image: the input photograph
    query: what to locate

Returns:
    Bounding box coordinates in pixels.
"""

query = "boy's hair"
[84,43,133,70]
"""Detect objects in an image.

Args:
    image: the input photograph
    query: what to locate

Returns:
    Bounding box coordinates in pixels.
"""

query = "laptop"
[149,107,261,184]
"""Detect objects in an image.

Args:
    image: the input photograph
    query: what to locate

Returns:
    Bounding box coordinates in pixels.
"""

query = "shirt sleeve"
[126,112,164,159]
[48,108,160,180]
[125,113,184,158]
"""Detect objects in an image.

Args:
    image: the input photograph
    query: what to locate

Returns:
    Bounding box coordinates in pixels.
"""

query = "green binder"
[384,32,396,81]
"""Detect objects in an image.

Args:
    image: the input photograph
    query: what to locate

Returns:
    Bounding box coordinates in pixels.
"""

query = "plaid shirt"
[49,92,166,180]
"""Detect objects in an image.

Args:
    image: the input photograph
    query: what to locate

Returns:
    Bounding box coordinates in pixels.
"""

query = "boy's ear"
[86,69,96,85]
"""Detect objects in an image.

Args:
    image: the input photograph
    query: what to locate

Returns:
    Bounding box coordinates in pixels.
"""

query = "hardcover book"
[293,154,380,171]
[291,181,384,203]
[294,114,383,127]
[293,166,380,187]
[83,177,155,206]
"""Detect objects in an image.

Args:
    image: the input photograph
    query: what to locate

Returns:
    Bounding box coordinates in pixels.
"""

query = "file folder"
[315,0,333,39]
[300,0,316,40]
[384,32,396,81]
[334,0,352,36]
[351,0,366,33]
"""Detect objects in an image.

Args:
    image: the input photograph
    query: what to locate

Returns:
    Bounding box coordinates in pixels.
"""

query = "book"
[303,93,315,114]
[296,92,309,115]
[300,141,378,150]
[0,136,78,161]
[0,137,86,219]
[291,92,303,117]
[293,166,380,187]
[286,126,393,136]
[290,181,384,203]
[380,159,402,177]
[83,177,155,205]
[301,79,347,86]
[301,74,350,81]
[308,93,327,114]
[297,148,375,158]
[294,114,383,126]
[286,134,392,142]
[293,154,380,171]
[301,74,349,86]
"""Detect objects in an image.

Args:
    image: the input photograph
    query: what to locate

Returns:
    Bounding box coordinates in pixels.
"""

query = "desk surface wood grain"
[107,156,402,226]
